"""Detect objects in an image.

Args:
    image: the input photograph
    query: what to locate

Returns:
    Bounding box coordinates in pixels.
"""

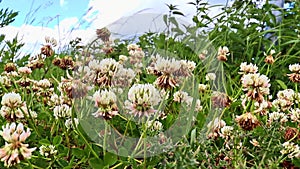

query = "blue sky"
[0,0,227,55]
[1,0,226,28]
[1,0,90,28]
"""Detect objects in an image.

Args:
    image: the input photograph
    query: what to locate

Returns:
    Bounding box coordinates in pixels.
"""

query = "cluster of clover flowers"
[205,57,300,163]
[0,37,70,167]
[72,43,202,131]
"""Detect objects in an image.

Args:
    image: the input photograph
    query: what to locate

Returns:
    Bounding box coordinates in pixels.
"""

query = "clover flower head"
[207,117,226,139]
[289,63,300,73]
[268,111,288,124]
[113,67,135,87]
[1,92,22,108]
[205,73,216,81]
[241,73,270,102]
[290,108,300,123]
[36,79,52,88]
[281,142,300,159]
[235,112,260,131]
[173,91,189,103]
[220,126,234,139]
[146,120,163,132]
[126,84,161,117]
[92,89,118,119]
[39,145,57,157]
[53,104,72,119]
[198,84,209,92]
[65,118,79,129]
[0,123,36,167]
[239,62,258,74]
[18,67,32,75]
[217,46,230,61]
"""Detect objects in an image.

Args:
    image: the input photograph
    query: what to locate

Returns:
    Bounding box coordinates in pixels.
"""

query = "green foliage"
[0,8,18,28]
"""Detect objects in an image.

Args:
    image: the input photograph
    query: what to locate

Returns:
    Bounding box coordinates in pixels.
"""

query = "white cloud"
[0,17,96,56]
[0,0,227,58]
[60,0,68,7]
[84,0,144,29]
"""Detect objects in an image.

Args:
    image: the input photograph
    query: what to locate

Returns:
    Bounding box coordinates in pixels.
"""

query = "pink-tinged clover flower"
[125,84,161,117]
[0,92,30,121]
[287,63,300,83]
[92,89,118,119]
[241,73,270,103]
[0,123,36,167]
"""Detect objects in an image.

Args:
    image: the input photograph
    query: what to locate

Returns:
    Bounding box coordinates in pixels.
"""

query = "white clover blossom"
[126,84,161,117]
[92,89,118,119]
[0,75,11,87]
[93,90,117,107]
[0,92,31,120]
[241,73,270,102]
[119,55,128,63]
[290,108,300,123]
[205,73,216,81]
[88,59,100,71]
[207,117,226,130]
[147,55,195,89]
[127,44,145,67]
[289,63,300,73]
[268,112,288,124]
[4,71,18,77]
[146,120,163,132]
[98,58,119,73]
[18,67,32,75]
[217,46,230,61]
[39,145,57,157]
[173,91,189,103]
[1,92,22,108]
[65,118,79,129]
[281,142,300,159]
[36,79,51,88]
[53,104,72,119]
[154,56,181,75]
[239,62,258,74]
[198,84,209,92]
[218,46,229,55]
[253,100,270,115]
[273,89,296,111]
[0,123,36,167]
[127,44,140,51]
[277,89,295,101]
[88,58,121,87]
[220,126,234,139]
[113,67,135,87]
[207,117,226,139]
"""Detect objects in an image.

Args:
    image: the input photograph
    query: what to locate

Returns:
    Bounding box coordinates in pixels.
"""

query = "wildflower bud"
[235,112,260,131]
[52,58,61,66]
[284,127,300,141]
[4,63,17,73]
[217,46,229,62]
[198,50,208,60]
[287,73,300,83]
[96,27,111,42]
[205,73,216,81]
[41,45,54,57]
[211,91,231,108]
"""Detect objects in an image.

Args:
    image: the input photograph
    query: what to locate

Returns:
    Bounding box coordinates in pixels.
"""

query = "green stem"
[103,121,108,157]
[74,128,99,159]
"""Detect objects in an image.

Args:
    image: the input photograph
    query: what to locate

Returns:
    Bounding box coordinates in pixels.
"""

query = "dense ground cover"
[0,0,300,168]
